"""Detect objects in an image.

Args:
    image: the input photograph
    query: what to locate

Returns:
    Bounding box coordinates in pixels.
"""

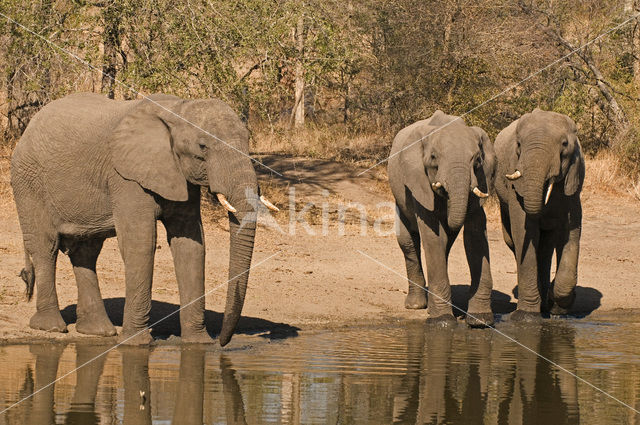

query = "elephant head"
[504,109,585,216]
[399,114,496,229]
[110,96,277,346]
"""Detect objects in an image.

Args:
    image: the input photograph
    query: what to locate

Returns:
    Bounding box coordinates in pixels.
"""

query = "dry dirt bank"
[0,154,638,346]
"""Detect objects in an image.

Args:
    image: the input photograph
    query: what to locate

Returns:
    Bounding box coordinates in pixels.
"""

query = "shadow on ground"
[511,285,603,316]
[61,298,300,341]
[449,285,517,318]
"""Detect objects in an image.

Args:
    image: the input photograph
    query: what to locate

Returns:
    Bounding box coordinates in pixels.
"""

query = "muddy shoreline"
[0,308,638,348]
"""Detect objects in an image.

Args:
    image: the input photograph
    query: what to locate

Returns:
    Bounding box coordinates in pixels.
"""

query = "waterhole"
[0,319,638,424]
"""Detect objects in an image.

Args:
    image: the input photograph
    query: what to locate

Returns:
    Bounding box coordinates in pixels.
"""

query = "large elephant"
[494,109,585,320]
[388,110,496,327]
[10,92,277,345]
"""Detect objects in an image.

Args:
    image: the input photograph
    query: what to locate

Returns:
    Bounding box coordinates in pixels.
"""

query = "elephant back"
[11,93,140,224]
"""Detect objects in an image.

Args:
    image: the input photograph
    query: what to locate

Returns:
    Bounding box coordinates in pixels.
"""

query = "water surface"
[0,319,639,424]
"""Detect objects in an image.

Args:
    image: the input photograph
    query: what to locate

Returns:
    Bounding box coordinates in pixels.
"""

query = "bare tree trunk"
[101,2,122,99]
[291,13,305,128]
[628,0,640,91]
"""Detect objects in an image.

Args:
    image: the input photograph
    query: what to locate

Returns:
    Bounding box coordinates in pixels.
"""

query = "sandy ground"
[0,154,638,345]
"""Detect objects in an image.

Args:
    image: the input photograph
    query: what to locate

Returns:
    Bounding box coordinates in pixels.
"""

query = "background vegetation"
[1,0,639,174]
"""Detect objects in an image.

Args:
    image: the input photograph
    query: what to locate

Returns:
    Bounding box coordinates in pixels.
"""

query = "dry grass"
[1,138,637,229]
[251,123,392,167]
[629,178,640,201]
[583,151,628,196]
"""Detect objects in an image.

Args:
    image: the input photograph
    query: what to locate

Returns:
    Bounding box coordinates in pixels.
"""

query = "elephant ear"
[472,126,496,197]
[504,119,521,166]
[111,101,189,202]
[399,128,434,211]
[564,139,585,196]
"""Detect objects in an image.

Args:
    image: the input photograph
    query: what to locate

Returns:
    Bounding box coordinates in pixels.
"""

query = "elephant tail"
[19,246,35,301]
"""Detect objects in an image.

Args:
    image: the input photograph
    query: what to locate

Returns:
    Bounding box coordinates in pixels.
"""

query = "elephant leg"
[500,201,515,255]
[68,238,116,336]
[14,190,66,332]
[537,230,555,314]
[463,209,494,327]
[65,345,107,424]
[508,203,541,321]
[416,210,455,323]
[161,198,213,344]
[27,235,67,333]
[551,203,582,314]
[395,206,427,309]
[113,182,158,345]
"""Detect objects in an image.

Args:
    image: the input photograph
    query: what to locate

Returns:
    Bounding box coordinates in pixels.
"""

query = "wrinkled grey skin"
[388,110,497,327]
[11,92,260,345]
[495,109,585,320]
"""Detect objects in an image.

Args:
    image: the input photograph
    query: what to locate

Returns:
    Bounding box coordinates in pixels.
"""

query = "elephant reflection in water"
[5,344,105,425]
[390,324,579,424]
[121,348,248,425]
[9,345,248,425]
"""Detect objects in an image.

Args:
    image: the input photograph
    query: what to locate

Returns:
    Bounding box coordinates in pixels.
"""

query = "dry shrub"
[0,145,14,212]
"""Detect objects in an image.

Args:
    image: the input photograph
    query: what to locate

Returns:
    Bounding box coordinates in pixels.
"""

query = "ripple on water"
[0,319,638,424]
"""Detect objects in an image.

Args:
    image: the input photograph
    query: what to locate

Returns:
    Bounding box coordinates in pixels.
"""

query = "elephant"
[388,110,497,327]
[10,92,278,345]
[494,109,585,320]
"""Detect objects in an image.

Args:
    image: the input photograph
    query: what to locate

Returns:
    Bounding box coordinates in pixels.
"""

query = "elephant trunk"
[218,209,257,346]
[446,164,470,230]
[521,146,550,216]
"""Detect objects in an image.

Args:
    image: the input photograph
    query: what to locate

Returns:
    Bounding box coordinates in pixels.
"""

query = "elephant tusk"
[472,187,489,198]
[505,170,522,180]
[260,195,280,212]
[544,182,553,205]
[431,181,442,190]
[217,193,237,213]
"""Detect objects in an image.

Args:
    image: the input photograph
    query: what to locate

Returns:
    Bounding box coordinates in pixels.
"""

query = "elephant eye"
[562,139,569,148]
[198,143,207,151]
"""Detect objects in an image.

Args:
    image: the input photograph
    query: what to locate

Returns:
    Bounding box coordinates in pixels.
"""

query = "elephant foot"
[29,310,68,333]
[76,312,117,337]
[181,330,215,344]
[548,286,576,315]
[404,291,427,309]
[118,329,153,345]
[549,303,571,317]
[465,312,494,328]
[426,313,457,327]
[510,309,541,323]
